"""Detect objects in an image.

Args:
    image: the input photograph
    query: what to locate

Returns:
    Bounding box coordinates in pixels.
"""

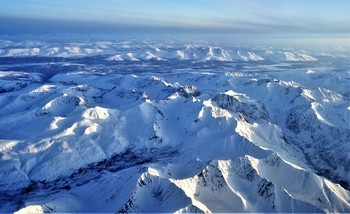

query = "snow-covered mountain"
[2,40,347,63]
[0,39,349,213]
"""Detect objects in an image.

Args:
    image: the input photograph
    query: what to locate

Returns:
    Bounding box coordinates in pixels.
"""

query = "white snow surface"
[0,40,326,63]
[0,40,349,213]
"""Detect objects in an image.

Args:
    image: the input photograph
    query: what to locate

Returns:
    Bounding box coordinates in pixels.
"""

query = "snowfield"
[0,39,349,213]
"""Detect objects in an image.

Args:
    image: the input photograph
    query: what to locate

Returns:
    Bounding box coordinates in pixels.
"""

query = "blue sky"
[0,0,349,34]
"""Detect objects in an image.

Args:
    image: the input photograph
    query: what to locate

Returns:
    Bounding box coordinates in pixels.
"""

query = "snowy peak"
[211,91,269,122]
[169,156,335,213]
[237,51,264,61]
[205,46,231,61]
[284,52,317,61]
[119,170,191,213]
[0,41,335,64]
[171,161,246,213]
[173,45,232,61]
[36,93,88,117]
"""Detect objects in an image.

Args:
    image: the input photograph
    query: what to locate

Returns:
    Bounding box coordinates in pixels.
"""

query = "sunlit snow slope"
[0,39,349,213]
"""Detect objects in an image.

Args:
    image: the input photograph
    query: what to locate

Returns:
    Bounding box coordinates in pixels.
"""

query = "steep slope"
[0,40,349,213]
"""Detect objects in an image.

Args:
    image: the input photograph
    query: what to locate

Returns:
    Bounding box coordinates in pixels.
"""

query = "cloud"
[0,7,348,36]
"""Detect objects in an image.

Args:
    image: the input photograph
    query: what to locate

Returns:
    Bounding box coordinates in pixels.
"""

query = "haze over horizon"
[0,0,349,36]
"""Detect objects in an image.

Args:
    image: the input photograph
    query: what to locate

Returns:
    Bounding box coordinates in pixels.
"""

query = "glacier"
[0,39,349,213]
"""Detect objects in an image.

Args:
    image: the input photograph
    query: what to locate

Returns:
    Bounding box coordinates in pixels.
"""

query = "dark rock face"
[212,93,269,122]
